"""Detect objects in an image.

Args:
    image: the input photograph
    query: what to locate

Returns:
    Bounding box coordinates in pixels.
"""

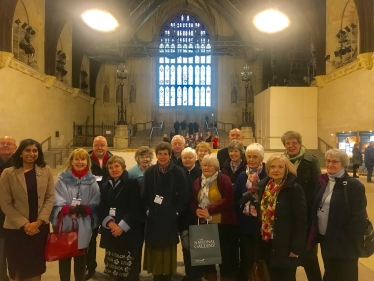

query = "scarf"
[286,147,306,169]
[260,179,285,241]
[230,159,242,174]
[91,152,109,168]
[327,168,345,182]
[199,171,219,210]
[157,160,170,174]
[71,168,88,179]
[245,163,263,192]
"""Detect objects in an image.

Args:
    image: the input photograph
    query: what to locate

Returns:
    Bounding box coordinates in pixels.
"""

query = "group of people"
[166,131,219,150]
[0,128,369,281]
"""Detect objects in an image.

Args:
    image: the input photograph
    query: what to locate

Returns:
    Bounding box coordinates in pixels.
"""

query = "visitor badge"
[95,176,103,182]
[76,199,81,205]
[109,208,116,216]
[317,208,324,219]
[71,198,77,206]
[154,195,164,204]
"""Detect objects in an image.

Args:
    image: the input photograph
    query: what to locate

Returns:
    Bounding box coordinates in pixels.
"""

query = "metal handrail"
[205,120,219,138]
[148,120,164,147]
[40,136,51,152]
[51,138,74,169]
[317,137,334,153]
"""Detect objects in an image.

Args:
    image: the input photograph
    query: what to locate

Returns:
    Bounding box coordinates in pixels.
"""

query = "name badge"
[95,176,103,182]
[109,208,116,216]
[71,198,77,206]
[154,195,164,205]
[317,208,324,219]
[76,199,81,206]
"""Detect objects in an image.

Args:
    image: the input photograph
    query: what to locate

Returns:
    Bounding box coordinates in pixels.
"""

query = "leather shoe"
[85,269,95,280]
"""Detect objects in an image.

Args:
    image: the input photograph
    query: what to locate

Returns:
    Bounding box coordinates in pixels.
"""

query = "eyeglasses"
[326,160,341,165]
[285,142,299,147]
[0,142,15,147]
[202,164,215,168]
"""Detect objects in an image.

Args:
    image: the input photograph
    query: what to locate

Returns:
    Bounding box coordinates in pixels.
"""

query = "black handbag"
[344,184,374,257]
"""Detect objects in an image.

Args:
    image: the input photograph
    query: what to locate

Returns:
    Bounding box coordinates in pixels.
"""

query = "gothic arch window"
[158,14,212,107]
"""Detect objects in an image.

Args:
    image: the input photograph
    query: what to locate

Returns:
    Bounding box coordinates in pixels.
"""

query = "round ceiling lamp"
[253,9,290,33]
[81,9,118,32]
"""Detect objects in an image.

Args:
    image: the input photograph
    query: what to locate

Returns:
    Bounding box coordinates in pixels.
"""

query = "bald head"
[93,136,108,159]
[0,136,17,161]
[228,128,243,142]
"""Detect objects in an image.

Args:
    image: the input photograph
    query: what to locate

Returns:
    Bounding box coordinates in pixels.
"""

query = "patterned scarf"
[286,146,306,169]
[243,163,263,216]
[230,159,242,174]
[157,160,170,174]
[199,171,219,211]
[260,179,285,241]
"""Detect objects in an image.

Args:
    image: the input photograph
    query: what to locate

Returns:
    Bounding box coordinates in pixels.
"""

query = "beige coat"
[0,165,55,229]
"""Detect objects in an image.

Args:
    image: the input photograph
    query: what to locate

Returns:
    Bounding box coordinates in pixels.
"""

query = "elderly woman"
[281,130,322,281]
[0,139,55,281]
[143,142,189,281]
[190,154,238,281]
[100,156,142,281]
[256,153,307,281]
[195,141,212,169]
[128,146,153,275]
[234,143,267,281]
[307,149,367,281]
[180,148,203,281]
[221,140,247,185]
[51,148,100,281]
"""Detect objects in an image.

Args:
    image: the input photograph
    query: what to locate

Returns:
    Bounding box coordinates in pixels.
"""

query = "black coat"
[291,151,321,223]
[217,146,247,170]
[99,171,143,252]
[308,173,367,259]
[352,147,363,165]
[221,157,247,185]
[171,152,184,168]
[89,151,113,190]
[143,162,189,249]
[364,145,374,167]
[257,174,307,268]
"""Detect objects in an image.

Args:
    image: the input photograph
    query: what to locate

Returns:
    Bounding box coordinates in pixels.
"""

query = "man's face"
[229,129,243,142]
[171,137,185,153]
[0,136,17,160]
[93,138,108,158]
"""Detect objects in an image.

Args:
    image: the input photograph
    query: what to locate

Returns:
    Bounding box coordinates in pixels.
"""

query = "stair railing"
[51,138,75,168]
[317,137,334,154]
[40,136,51,152]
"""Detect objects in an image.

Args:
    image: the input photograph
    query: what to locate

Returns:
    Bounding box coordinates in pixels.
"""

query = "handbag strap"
[57,210,77,234]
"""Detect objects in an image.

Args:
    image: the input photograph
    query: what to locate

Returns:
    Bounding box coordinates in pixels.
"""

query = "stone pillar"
[113,124,128,149]
[241,126,255,146]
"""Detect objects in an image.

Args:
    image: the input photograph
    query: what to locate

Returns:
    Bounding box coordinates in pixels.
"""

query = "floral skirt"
[104,249,135,278]
[143,245,177,275]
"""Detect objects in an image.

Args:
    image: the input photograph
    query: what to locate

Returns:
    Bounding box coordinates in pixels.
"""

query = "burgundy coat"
[190,173,237,225]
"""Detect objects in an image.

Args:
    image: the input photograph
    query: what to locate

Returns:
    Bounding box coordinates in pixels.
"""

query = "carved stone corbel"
[45,75,56,88]
[72,88,80,97]
[0,52,14,69]
[314,75,326,88]
[358,52,373,70]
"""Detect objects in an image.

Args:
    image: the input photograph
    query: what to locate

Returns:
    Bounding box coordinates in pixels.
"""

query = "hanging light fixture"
[81,9,118,32]
[253,8,290,33]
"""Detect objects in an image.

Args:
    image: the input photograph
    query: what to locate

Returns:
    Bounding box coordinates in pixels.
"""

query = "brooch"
[36,170,42,177]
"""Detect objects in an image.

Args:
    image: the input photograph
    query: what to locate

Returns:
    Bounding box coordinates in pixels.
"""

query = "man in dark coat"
[86,136,113,280]
[180,120,187,136]
[217,128,244,169]
[281,131,322,281]
[174,121,180,135]
[171,135,185,168]
[0,135,17,281]
[188,122,194,135]
[364,141,374,183]
[193,122,199,133]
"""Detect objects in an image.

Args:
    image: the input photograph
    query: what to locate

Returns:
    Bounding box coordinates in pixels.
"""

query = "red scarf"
[71,168,88,179]
[91,152,109,168]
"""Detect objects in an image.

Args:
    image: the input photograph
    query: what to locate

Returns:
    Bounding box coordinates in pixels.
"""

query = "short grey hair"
[201,154,220,171]
[245,143,264,161]
[227,140,245,156]
[281,131,302,146]
[181,147,197,161]
[171,135,186,145]
[325,148,349,168]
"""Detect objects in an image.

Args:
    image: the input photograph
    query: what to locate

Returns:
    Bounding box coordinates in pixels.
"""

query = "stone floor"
[41,151,374,280]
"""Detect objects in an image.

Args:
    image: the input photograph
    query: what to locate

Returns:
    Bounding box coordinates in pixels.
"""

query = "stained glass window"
[158,14,212,107]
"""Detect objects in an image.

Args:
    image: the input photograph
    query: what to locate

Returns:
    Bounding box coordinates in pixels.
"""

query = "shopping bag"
[189,221,221,266]
[45,211,85,262]
[250,260,270,281]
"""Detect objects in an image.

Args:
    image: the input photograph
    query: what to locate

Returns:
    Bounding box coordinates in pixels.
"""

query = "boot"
[204,273,217,281]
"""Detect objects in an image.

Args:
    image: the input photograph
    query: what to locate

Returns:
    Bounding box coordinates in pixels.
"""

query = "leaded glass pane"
[171,65,176,85]
[201,56,205,64]
[177,86,182,105]
[171,87,176,106]
[201,66,205,85]
[195,56,200,63]
[183,86,188,106]
[165,66,170,85]
[195,87,200,106]
[159,87,164,106]
[188,57,193,63]
[188,66,193,84]
[165,87,170,106]
[177,56,182,63]
[195,66,200,85]
[177,65,182,85]
[200,86,205,106]
[206,55,211,63]
[188,87,193,106]
[165,57,170,63]
[183,65,188,85]
[206,65,211,85]
[206,86,211,106]
[159,65,164,85]
[159,57,164,63]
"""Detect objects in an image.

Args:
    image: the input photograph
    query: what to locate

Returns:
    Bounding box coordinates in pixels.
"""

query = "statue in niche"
[130,84,136,103]
[103,85,109,102]
[116,84,121,103]
[231,86,237,103]
[248,85,254,103]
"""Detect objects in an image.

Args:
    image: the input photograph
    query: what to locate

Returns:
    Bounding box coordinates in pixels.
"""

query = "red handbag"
[45,211,85,262]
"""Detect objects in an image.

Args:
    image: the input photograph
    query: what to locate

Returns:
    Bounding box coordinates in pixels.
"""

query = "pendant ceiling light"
[253,8,290,33]
[81,9,118,32]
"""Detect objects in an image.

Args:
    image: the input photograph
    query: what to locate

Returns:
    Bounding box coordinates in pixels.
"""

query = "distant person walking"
[352,143,362,178]
[364,141,374,183]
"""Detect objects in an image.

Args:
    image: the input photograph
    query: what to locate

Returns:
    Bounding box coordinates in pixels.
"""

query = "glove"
[239,191,257,207]
[68,205,87,216]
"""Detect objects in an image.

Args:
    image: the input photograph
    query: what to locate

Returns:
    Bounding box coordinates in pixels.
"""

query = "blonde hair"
[265,153,297,177]
[66,148,91,171]
[195,141,212,155]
